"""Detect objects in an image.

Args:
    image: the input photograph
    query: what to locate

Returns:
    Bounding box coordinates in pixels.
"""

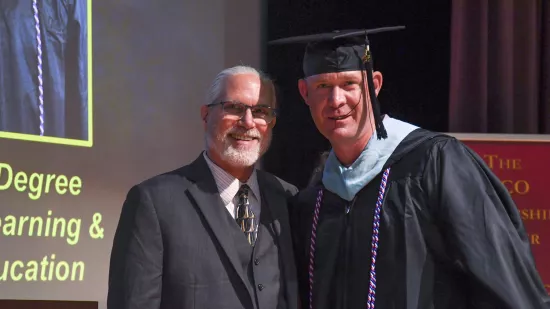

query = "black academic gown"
[290,128,550,309]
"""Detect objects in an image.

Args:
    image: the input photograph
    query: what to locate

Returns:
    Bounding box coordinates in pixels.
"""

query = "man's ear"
[200,105,209,129]
[298,79,309,106]
[269,117,277,129]
[372,71,383,96]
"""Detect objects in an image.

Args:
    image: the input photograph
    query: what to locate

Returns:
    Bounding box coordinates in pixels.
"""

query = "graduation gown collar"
[322,116,419,201]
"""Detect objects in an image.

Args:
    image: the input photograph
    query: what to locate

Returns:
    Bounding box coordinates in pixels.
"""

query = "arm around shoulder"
[107,185,163,309]
[423,137,550,308]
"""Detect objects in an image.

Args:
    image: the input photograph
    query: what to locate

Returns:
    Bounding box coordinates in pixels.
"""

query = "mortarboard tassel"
[362,43,388,140]
[268,26,404,141]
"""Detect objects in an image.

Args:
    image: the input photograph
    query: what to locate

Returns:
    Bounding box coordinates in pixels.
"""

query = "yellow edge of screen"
[0,0,94,148]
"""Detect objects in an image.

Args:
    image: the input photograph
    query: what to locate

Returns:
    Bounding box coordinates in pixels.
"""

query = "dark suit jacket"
[107,154,299,309]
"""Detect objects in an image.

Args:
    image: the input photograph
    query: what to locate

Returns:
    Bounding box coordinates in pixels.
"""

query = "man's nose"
[239,109,256,129]
[328,87,346,109]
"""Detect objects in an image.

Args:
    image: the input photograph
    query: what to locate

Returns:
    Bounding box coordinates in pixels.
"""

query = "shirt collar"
[203,151,261,205]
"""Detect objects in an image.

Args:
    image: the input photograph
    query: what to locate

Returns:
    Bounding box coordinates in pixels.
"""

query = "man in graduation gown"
[269,27,550,308]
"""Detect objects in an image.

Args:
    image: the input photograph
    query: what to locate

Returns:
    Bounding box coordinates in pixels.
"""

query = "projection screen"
[0,1,263,308]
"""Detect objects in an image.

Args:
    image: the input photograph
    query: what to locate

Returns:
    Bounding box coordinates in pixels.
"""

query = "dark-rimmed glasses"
[207,101,278,125]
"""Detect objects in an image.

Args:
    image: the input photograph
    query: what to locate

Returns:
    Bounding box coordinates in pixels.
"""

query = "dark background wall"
[263,0,452,189]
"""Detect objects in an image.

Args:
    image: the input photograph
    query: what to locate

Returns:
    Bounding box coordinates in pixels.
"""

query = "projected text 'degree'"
[0,162,82,200]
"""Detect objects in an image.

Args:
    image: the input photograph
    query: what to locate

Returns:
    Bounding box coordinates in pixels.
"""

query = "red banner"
[455,134,550,294]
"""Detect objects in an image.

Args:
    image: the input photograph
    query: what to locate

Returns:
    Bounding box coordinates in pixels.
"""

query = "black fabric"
[268,27,404,140]
[0,0,88,139]
[289,128,550,309]
[302,39,364,78]
[268,27,405,78]
[264,2,453,189]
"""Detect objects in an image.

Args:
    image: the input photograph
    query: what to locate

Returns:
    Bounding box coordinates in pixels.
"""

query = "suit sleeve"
[107,185,163,309]
[424,138,550,308]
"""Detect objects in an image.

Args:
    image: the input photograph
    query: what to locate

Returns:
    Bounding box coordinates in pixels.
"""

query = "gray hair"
[205,65,277,108]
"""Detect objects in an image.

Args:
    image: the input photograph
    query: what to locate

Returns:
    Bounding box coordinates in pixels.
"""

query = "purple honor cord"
[308,167,392,309]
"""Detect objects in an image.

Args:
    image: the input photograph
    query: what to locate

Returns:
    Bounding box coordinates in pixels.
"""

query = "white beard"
[206,125,271,168]
[220,136,261,167]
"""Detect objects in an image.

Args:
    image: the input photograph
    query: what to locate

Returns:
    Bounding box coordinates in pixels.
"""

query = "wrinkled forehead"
[222,74,276,106]
[305,70,365,83]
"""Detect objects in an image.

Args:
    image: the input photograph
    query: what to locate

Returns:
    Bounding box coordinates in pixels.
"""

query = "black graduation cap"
[268,26,406,140]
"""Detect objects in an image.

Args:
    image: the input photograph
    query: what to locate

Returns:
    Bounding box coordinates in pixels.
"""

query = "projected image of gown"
[0,0,88,141]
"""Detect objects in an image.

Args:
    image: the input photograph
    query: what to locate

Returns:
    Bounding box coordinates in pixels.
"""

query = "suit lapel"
[257,172,299,309]
[182,154,254,303]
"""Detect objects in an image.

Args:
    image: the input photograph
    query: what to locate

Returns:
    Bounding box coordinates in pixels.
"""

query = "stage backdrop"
[0,1,263,309]
[453,133,550,294]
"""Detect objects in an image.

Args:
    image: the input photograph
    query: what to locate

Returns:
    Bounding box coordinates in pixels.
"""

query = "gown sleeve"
[288,191,312,309]
[423,137,550,308]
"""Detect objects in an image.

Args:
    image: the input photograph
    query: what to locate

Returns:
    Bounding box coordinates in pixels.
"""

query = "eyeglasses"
[207,101,278,125]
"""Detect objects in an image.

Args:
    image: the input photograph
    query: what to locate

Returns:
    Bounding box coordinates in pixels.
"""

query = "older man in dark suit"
[107,65,299,309]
